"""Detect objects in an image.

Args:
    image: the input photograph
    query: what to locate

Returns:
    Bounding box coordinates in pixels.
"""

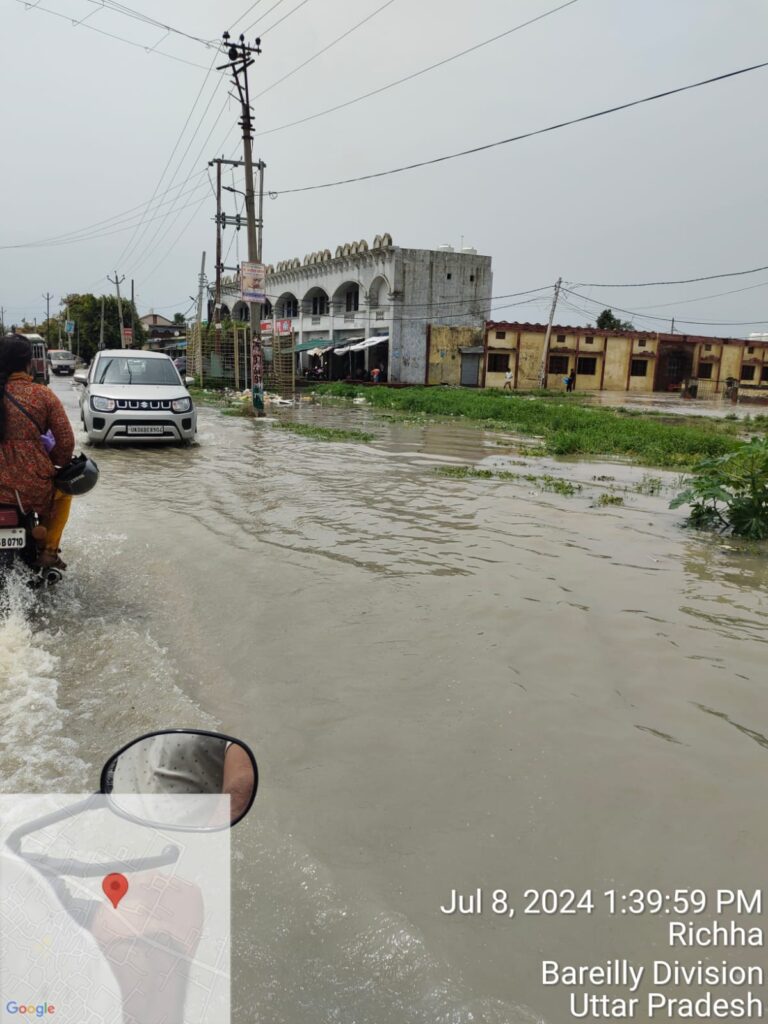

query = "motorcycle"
[5,728,258,1023]
[0,496,63,587]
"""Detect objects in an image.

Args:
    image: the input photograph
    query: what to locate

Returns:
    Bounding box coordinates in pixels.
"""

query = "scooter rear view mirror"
[100,729,258,832]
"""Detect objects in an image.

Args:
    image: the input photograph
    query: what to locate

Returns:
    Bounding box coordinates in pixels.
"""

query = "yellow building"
[480,322,768,396]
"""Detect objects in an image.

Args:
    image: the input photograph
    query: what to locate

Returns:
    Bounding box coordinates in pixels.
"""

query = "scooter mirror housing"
[101,729,258,832]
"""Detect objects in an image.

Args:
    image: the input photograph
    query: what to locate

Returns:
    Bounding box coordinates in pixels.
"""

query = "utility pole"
[130,279,135,348]
[42,292,53,346]
[210,156,246,328]
[256,159,266,262]
[195,252,207,387]
[99,295,105,350]
[219,32,265,416]
[670,317,675,335]
[107,272,126,348]
[539,277,563,388]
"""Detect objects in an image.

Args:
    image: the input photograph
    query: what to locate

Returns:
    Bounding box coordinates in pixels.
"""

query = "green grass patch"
[596,493,625,507]
[434,466,581,494]
[273,421,374,443]
[634,474,664,495]
[312,384,754,468]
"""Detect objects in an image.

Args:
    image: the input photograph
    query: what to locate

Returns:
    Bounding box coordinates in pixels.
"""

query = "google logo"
[5,1004,55,1017]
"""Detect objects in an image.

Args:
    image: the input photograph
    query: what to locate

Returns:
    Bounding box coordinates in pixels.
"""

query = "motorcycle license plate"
[0,528,25,550]
[127,425,164,435]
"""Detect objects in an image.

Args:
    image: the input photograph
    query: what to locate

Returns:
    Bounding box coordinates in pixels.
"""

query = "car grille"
[114,399,173,411]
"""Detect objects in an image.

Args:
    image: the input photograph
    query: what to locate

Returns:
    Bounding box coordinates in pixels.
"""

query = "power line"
[561,287,768,327]
[115,49,223,267]
[14,0,211,69]
[573,262,768,288]
[627,279,768,310]
[231,0,268,30]
[270,58,768,195]
[255,0,398,99]
[77,0,216,48]
[243,0,291,33]
[124,78,231,272]
[138,190,212,284]
[258,0,314,36]
[255,0,581,136]
[0,177,210,251]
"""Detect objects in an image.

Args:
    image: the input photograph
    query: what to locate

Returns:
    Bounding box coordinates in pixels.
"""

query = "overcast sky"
[2,0,768,337]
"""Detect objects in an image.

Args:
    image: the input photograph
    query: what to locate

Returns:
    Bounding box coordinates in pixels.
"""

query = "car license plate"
[0,528,25,550]
[127,425,165,435]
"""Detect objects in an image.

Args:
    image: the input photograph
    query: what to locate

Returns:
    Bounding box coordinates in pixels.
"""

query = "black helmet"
[55,454,99,496]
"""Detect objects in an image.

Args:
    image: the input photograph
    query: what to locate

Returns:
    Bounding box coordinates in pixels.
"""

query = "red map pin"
[102,873,129,909]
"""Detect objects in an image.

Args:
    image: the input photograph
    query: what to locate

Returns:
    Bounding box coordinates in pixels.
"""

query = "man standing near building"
[503,368,513,391]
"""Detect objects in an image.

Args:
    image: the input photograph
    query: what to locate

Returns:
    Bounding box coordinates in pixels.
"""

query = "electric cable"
[269,58,768,195]
[14,0,211,69]
[254,0,397,99]
[561,287,768,328]
[258,0,314,36]
[124,78,231,273]
[115,49,223,268]
[76,0,216,48]
[255,0,581,136]
[0,178,211,250]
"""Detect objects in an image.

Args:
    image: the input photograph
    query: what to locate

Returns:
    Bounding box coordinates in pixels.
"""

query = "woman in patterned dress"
[0,335,75,568]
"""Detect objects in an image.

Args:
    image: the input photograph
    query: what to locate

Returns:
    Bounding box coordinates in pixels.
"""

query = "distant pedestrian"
[566,369,576,393]
[503,369,513,391]
[371,366,381,384]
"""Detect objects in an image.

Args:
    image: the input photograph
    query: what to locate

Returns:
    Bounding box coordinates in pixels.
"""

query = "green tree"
[60,294,146,363]
[173,312,187,326]
[596,308,635,331]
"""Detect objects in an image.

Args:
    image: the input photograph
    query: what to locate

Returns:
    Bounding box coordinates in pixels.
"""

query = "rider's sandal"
[36,549,67,571]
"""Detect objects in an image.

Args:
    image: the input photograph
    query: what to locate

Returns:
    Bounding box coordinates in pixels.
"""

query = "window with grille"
[698,363,713,379]
[576,356,597,375]
[741,365,756,381]
[549,355,569,374]
[630,360,647,377]
[488,353,509,373]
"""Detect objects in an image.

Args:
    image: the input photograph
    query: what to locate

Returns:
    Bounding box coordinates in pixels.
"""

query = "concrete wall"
[395,248,492,384]
[427,325,481,385]
[485,325,518,388]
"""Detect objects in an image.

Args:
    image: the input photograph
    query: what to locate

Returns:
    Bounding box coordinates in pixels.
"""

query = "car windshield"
[51,352,74,360]
[95,357,180,386]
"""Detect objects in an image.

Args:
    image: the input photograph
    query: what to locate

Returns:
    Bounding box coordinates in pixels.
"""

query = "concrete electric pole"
[107,272,126,348]
[42,292,53,346]
[539,277,563,388]
[218,32,265,415]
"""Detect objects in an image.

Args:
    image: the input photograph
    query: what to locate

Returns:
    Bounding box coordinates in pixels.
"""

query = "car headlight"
[172,397,192,413]
[91,396,116,412]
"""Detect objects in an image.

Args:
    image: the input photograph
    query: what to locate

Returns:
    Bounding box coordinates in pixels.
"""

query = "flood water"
[2,379,768,1023]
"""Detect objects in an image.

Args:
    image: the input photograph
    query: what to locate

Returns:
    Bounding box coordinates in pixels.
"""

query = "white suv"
[77,350,197,445]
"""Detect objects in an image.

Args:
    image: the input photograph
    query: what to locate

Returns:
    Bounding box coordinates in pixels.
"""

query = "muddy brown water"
[2,379,767,1023]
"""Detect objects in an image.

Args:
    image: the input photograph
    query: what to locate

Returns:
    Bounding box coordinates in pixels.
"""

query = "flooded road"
[3,378,768,1023]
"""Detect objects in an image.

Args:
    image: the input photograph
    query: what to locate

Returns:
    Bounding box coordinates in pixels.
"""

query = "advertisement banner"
[122,327,133,346]
[241,262,266,303]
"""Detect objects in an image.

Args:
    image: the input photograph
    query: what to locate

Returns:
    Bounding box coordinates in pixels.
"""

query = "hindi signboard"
[64,320,75,336]
[240,262,266,304]
[122,327,133,347]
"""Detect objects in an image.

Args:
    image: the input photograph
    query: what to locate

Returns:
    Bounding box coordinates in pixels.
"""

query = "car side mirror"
[73,369,88,385]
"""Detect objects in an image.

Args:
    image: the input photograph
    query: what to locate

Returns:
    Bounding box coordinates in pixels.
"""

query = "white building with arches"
[214,233,492,384]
